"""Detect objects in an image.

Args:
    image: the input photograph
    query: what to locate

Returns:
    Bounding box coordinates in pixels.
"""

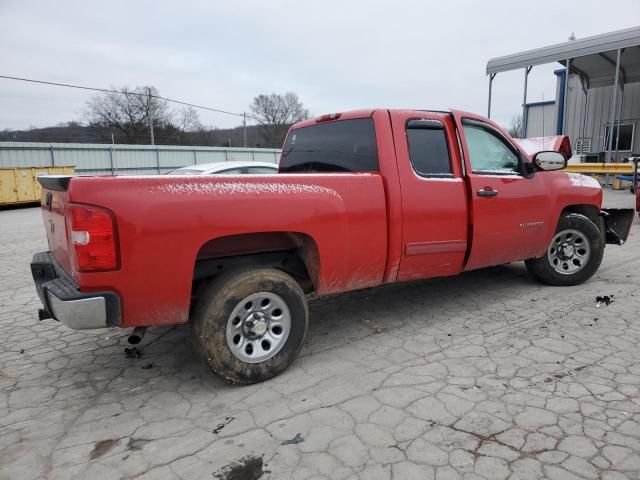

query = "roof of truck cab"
[292,109,457,130]
[292,109,376,129]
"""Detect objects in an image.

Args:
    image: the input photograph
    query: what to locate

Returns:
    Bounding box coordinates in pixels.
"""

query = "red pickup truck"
[31,109,634,384]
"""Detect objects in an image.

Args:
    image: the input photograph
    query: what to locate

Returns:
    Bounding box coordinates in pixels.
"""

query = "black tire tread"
[191,266,308,384]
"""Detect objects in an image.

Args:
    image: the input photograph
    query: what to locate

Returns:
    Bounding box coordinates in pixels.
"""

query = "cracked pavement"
[1,191,640,480]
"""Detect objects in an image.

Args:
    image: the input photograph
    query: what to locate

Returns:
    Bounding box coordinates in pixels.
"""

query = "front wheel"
[191,267,308,384]
[525,213,604,286]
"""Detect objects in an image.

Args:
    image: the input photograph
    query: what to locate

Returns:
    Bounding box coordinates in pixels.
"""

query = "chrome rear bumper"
[30,252,120,329]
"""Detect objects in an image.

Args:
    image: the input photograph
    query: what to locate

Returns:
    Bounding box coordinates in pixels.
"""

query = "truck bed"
[42,173,389,327]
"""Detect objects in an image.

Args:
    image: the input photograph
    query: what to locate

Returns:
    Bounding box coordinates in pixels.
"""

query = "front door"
[452,112,550,270]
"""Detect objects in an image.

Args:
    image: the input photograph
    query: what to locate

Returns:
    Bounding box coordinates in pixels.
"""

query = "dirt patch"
[213,455,268,480]
[89,439,118,460]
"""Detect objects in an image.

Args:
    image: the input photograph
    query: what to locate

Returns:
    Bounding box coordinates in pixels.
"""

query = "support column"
[614,84,625,161]
[606,49,621,162]
[487,73,496,119]
[522,66,532,138]
[562,59,571,135]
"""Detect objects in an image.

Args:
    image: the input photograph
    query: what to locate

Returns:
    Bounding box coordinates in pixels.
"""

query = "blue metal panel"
[555,69,566,136]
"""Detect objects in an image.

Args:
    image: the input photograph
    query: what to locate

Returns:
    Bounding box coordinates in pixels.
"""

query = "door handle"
[477,188,498,197]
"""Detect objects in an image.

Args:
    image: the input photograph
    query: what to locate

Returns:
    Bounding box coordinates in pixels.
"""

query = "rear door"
[452,111,550,270]
[390,111,469,281]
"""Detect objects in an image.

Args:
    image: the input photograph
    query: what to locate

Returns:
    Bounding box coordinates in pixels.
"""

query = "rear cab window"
[405,119,452,177]
[279,118,379,173]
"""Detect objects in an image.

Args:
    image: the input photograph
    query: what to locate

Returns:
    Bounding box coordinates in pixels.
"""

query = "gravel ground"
[1,190,639,480]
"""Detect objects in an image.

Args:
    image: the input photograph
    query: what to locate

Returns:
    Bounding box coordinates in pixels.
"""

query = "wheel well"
[561,205,604,234]
[192,232,320,296]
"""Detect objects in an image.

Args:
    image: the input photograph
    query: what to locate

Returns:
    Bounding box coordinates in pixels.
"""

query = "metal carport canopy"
[486,26,640,86]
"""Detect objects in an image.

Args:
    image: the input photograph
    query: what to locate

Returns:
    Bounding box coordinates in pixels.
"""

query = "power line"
[0,74,258,121]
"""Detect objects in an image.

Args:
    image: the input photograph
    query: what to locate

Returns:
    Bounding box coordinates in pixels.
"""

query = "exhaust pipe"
[128,327,147,345]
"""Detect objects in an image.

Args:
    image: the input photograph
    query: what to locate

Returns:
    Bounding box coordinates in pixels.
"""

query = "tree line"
[0,87,310,148]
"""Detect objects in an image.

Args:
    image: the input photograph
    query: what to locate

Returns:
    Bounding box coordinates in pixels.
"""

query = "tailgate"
[39,176,73,274]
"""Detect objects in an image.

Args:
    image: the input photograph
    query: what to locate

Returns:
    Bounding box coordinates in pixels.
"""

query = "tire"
[191,266,308,384]
[525,213,604,286]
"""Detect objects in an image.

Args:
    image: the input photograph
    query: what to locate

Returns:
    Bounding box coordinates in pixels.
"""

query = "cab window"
[280,118,378,173]
[463,122,520,175]
[406,119,452,177]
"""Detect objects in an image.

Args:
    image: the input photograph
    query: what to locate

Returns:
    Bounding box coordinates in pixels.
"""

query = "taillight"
[67,204,119,272]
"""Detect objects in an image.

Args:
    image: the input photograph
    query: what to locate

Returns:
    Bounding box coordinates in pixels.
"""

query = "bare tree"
[174,106,202,140]
[508,114,523,138]
[250,92,309,147]
[85,86,172,144]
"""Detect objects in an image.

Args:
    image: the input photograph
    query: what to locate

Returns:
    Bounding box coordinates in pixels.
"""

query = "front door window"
[463,123,520,175]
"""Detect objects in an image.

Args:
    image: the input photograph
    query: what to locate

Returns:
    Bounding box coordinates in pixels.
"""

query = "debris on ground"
[213,416,235,434]
[281,433,304,445]
[595,295,614,307]
[19,348,24,354]
[140,361,153,369]
[213,455,268,480]
[124,347,141,359]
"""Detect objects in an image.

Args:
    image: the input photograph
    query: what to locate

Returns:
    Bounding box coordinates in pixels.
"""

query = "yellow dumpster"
[0,166,75,206]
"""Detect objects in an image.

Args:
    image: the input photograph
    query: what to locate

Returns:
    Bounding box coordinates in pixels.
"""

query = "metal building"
[0,142,281,175]
[486,26,640,162]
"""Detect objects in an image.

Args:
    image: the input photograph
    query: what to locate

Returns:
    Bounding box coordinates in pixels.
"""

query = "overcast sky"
[1,0,638,133]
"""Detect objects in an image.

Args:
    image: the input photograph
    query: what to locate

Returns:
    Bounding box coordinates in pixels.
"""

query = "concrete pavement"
[1,191,639,479]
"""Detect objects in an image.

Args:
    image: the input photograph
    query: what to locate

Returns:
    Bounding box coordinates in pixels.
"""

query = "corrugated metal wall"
[525,102,557,138]
[0,142,281,175]
[564,74,640,160]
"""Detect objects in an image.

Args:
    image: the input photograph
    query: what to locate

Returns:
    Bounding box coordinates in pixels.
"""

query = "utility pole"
[243,112,247,148]
[147,87,155,145]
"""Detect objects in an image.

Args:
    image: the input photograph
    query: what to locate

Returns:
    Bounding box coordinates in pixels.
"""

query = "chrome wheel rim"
[547,229,591,275]
[225,292,291,363]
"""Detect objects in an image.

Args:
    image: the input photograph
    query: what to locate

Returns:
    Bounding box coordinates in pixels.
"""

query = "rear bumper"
[30,252,121,329]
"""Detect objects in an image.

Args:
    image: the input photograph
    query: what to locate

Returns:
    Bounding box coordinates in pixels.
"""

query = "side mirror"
[533,151,567,171]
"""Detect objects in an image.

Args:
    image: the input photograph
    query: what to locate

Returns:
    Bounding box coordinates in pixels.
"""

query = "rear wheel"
[525,213,604,286]
[191,267,308,384]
